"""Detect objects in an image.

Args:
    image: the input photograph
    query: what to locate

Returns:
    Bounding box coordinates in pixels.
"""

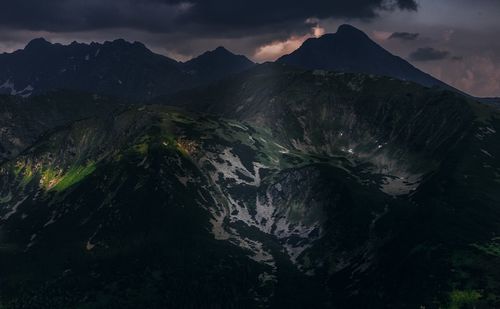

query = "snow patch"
[380,173,421,196]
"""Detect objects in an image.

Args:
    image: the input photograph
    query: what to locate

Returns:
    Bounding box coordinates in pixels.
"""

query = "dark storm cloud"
[0,0,184,32]
[389,32,419,41]
[409,47,450,61]
[180,0,418,32]
[0,0,417,36]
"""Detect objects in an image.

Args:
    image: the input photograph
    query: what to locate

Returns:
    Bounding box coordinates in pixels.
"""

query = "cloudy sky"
[0,0,499,97]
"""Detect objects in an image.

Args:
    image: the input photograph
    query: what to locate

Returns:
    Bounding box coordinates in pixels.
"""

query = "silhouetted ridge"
[277,24,455,91]
[0,39,254,99]
[24,38,52,50]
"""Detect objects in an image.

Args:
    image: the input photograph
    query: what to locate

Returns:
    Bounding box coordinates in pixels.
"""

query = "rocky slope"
[163,64,500,307]
[0,105,388,307]
[165,64,473,196]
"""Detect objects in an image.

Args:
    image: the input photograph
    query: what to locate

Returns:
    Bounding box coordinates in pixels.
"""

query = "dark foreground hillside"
[0,65,499,308]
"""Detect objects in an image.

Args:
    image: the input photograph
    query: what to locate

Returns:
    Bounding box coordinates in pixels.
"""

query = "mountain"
[165,63,477,197]
[1,64,500,308]
[0,41,254,160]
[165,63,500,307]
[183,46,255,83]
[0,38,184,99]
[277,24,455,91]
[0,39,254,99]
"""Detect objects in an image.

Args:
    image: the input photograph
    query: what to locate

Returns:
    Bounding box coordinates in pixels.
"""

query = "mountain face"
[277,24,454,91]
[165,63,472,185]
[1,65,500,308]
[0,39,254,99]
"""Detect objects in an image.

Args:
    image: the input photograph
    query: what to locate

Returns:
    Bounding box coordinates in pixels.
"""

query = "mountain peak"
[336,24,366,36]
[214,46,230,53]
[313,24,370,43]
[277,24,452,90]
[25,38,52,50]
[101,39,151,54]
[182,46,254,81]
[201,46,237,58]
[1,37,255,99]
[106,38,131,46]
[188,46,252,64]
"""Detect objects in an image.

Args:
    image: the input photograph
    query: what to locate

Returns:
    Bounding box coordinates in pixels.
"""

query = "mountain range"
[0,38,254,99]
[0,25,499,308]
[1,24,463,101]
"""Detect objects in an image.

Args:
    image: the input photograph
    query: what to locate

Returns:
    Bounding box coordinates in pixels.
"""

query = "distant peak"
[69,40,85,47]
[103,39,149,51]
[193,46,235,59]
[185,46,254,67]
[110,38,128,45]
[337,24,368,36]
[299,24,370,46]
[105,39,136,46]
[25,38,52,50]
[302,24,370,45]
[337,24,360,32]
[211,46,232,54]
[133,41,147,49]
